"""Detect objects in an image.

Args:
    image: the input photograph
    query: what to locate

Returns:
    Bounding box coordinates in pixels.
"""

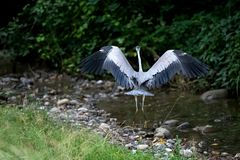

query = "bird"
[80,45,209,112]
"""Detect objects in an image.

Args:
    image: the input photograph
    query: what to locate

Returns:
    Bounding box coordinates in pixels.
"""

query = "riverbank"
[0,70,238,159]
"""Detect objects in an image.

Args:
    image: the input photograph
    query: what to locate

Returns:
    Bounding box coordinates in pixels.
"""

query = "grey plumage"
[80,45,209,112]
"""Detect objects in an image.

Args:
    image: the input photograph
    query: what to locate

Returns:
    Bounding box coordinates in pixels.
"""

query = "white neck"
[136,47,143,72]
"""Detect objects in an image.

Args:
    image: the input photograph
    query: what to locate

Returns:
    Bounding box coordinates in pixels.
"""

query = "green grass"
[0,106,153,160]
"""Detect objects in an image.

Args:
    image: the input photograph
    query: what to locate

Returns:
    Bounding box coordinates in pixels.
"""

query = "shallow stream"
[98,89,240,154]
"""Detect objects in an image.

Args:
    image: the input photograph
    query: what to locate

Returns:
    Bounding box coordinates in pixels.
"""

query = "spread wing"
[80,46,136,89]
[145,50,209,89]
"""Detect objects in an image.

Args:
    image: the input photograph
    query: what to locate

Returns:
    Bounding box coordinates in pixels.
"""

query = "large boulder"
[200,89,228,101]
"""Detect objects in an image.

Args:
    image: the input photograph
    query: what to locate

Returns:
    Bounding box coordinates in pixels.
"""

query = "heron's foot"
[135,107,138,113]
[141,106,144,112]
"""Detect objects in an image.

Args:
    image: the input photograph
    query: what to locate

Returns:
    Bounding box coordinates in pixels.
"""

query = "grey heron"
[80,46,208,112]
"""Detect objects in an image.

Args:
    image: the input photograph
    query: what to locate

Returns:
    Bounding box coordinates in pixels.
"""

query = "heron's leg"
[134,96,138,113]
[141,95,145,112]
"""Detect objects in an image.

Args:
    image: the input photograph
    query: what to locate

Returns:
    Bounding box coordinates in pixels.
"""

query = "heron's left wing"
[80,46,136,89]
[145,50,209,89]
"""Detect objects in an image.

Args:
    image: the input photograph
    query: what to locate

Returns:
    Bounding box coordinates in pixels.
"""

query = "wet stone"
[180,149,193,158]
[176,122,192,131]
[99,123,110,132]
[221,152,229,157]
[136,144,148,150]
[57,98,70,106]
[125,143,134,149]
[49,107,61,113]
[154,127,171,138]
[162,119,179,128]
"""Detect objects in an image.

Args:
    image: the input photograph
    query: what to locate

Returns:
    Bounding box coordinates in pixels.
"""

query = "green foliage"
[1,0,240,93]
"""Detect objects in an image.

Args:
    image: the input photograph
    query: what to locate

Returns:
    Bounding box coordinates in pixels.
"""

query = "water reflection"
[98,89,240,153]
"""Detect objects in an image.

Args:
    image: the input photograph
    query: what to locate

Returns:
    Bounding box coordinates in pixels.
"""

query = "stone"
[96,80,103,84]
[99,123,110,132]
[69,99,80,105]
[44,101,50,106]
[180,149,193,158]
[200,89,228,101]
[136,144,148,150]
[49,107,61,113]
[162,119,179,128]
[78,107,88,112]
[166,139,175,144]
[59,113,68,120]
[193,125,214,134]
[125,143,133,149]
[234,153,240,158]
[176,122,191,131]
[154,127,171,138]
[165,148,172,152]
[57,98,69,106]
[221,152,229,157]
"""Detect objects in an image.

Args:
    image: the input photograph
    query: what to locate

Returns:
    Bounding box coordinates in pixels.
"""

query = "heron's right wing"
[145,50,209,89]
[80,46,136,89]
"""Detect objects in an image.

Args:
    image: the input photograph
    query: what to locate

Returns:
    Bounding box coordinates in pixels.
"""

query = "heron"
[80,46,208,112]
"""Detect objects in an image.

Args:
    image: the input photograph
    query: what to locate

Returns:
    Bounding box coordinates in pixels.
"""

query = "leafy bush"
[1,0,240,94]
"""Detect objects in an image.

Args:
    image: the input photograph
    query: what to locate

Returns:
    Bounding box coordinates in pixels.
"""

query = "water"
[98,89,240,154]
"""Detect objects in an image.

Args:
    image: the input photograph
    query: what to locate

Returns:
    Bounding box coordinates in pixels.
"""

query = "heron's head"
[135,46,141,53]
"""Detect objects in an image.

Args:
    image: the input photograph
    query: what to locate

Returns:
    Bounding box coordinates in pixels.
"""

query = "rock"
[198,141,208,149]
[125,143,133,149]
[214,119,221,123]
[193,125,214,134]
[203,151,208,155]
[165,148,172,152]
[78,107,88,112]
[96,80,103,84]
[166,139,175,144]
[180,149,193,158]
[162,119,179,128]
[49,107,61,113]
[136,144,148,150]
[235,153,240,158]
[211,150,220,155]
[57,98,70,106]
[200,89,228,101]
[69,99,80,105]
[20,77,33,86]
[59,113,68,120]
[221,152,229,157]
[154,127,171,138]
[99,123,110,132]
[176,122,192,131]
[131,149,137,154]
[44,101,50,106]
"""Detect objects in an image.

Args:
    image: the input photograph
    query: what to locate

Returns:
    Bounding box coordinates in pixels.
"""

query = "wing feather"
[80,46,136,89]
[145,50,209,89]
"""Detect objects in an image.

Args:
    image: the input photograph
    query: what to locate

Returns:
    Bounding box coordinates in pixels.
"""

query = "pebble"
[180,149,193,158]
[176,122,191,131]
[235,153,240,158]
[125,143,133,149]
[162,119,179,128]
[57,98,70,106]
[78,107,88,112]
[69,99,80,105]
[154,127,171,138]
[44,101,50,106]
[49,107,61,113]
[136,144,148,150]
[99,123,110,132]
[165,148,172,152]
[221,152,229,157]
